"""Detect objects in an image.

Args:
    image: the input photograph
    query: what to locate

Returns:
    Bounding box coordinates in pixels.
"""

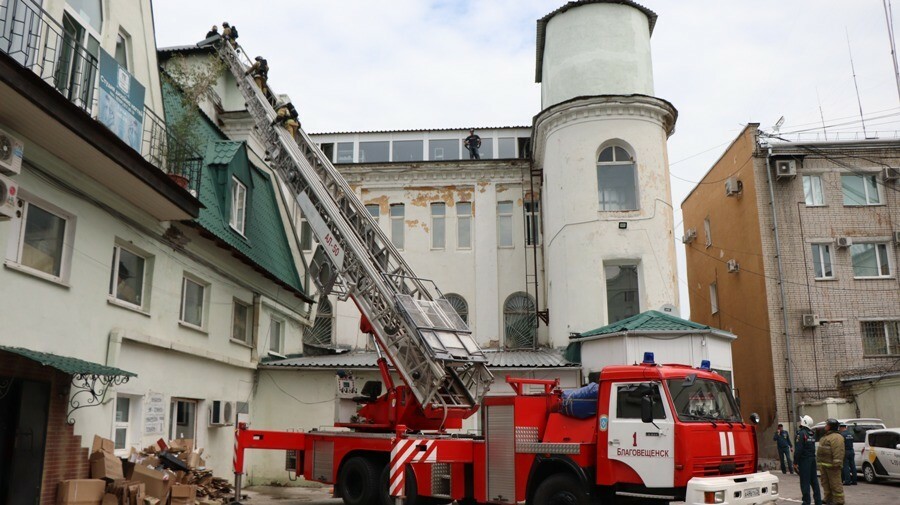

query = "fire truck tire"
[338,456,380,505]
[532,474,590,505]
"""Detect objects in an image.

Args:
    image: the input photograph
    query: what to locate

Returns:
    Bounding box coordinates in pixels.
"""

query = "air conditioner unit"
[209,400,235,426]
[894,231,900,245]
[0,128,24,175]
[882,167,900,182]
[682,228,697,244]
[724,177,743,196]
[835,236,853,248]
[775,159,797,179]
[726,259,740,273]
[0,173,19,220]
[801,313,820,328]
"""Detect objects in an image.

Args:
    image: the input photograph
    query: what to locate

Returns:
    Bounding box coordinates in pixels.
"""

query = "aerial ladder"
[208,38,494,428]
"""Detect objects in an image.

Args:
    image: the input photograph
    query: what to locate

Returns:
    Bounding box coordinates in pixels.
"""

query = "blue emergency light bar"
[700,360,711,370]
[642,352,655,364]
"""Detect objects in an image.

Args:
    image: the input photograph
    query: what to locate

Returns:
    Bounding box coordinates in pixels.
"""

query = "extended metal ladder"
[212,41,493,419]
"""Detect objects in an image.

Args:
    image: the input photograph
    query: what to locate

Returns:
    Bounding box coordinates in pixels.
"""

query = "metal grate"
[304,298,333,347]
[504,292,536,349]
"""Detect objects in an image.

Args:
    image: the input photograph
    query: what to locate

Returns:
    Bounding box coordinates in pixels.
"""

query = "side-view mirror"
[641,395,654,423]
[749,412,760,425]
[896,444,900,450]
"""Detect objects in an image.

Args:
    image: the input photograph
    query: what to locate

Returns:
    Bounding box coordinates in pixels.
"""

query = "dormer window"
[230,177,247,235]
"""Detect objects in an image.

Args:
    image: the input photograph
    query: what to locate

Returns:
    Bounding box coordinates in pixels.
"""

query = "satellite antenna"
[773,116,785,134]
[659,303,680,318]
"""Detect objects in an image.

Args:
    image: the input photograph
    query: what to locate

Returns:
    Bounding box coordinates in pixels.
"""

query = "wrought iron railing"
[0,0,202,194]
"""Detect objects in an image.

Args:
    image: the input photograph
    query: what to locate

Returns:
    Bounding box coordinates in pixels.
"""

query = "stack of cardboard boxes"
[56,436,228,505]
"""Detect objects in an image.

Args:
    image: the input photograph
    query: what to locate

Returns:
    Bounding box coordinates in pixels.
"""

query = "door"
[0,376,51,505]
[874,431,900,477]
[606,382,675,488]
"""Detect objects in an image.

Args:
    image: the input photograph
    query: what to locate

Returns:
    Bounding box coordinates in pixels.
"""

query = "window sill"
[863,354,900,359]
[814,277,837,282]
[230,338,254,349]
[498,245,515,250]
[843,203,886,208]
[267,350,286,359]
[107,297,151,317]
[178,321,208,335]
[805,204,827,208]
[852,276,895,281]
[4,260,70,288]
[456,247,472,251]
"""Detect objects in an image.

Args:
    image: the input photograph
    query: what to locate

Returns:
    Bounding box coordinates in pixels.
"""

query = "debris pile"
[57,436,233,505]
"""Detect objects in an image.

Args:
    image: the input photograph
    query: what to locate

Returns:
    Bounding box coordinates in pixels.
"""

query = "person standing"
[793,415,822,505]
[839,423,857,485]
[817,418,845,505]
[773,423,794,474]
[464,129,481,159]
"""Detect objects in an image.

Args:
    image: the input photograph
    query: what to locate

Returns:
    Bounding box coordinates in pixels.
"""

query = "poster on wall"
[98,49,145,152]
[143,391,165,436]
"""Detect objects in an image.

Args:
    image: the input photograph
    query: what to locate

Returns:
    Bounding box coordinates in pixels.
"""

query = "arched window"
[304,298,333,347]
[444,293,468,324]
[596,145,638,211]
[504,292,536,349]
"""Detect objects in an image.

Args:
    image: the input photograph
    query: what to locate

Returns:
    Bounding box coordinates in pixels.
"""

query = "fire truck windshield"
[667,378,740,422]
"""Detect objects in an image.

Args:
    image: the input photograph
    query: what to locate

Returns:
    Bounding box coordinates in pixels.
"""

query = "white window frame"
[803,174,826,206]
[113,395,133,456]
[497,201,514,248]
[231,298,252,345]
[179,274,208,330]
[431,202,446,250]
[811,243,834,280]
[850,242,892,279]
[704,217,712,248]
[109,243,149,310]
[390,204,404,250]
[114,29,131,70]
[525,199,541,246]
[169,398,198,442]
[268,317,285,355]
[5,193,76,285]
[709,282,719,315]
[841,173,882,206]
[299,217,313,251]
[456,202,472,249]
[229,177,247,235]
[596,145,639,212]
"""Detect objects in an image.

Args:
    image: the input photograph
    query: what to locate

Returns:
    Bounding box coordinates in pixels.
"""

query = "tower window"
[596,145,638,211]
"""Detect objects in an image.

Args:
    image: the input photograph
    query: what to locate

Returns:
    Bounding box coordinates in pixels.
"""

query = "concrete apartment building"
[0,0,311,500]
[682,123,900,455]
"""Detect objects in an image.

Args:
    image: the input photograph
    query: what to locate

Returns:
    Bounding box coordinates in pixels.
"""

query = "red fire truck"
[207,36,779,505]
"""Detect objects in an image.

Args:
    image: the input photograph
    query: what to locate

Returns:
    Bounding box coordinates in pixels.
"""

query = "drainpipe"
[765,147,798,424]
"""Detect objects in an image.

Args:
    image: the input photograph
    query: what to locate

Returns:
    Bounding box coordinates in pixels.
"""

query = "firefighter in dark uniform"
[839,423,857,485]
[793,415,822,505]
[817,418,845,505]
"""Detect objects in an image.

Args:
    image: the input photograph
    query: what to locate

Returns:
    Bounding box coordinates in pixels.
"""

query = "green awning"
[0,346,136,378]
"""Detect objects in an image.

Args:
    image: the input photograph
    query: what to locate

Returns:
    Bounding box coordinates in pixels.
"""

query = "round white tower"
[533,1,679,347]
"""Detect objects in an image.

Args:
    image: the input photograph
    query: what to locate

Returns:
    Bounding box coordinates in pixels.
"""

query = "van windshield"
[667,378,741,422]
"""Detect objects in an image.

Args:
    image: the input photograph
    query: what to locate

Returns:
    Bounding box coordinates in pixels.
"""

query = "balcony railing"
[0,0,201,194]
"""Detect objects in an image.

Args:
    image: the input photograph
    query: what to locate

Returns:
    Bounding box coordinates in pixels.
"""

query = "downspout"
[764,147,798,424]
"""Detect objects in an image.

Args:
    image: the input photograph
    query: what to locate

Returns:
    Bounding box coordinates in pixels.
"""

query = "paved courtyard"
[241,472,900,504]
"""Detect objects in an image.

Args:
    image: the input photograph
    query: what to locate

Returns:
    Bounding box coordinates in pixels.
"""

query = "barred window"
[861,321,900,356]
[504,292,536,349]
[305,298,333,347]
[443,293,468,324]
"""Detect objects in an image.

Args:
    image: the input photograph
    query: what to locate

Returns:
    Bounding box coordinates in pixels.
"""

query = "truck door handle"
[609,439,620,446]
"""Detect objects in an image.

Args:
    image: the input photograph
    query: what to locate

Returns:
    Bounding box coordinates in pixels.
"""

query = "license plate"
[744,487,760,497]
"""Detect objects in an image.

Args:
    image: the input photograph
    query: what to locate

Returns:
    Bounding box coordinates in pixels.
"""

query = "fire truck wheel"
[338,456,380,505]
[532,474,589,505]
[378,465,451,505]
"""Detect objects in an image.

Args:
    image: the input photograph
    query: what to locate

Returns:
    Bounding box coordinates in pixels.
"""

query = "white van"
[812,418,886,469]
[862,428,900,483]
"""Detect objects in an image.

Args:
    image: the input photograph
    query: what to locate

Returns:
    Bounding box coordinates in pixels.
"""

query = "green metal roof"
[578,310,718,338]
[162,82,307,299]
[0,346,136,377]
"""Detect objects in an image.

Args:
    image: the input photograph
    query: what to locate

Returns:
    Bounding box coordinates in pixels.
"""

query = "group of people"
[205,22,238,49]
[774,417,856,505]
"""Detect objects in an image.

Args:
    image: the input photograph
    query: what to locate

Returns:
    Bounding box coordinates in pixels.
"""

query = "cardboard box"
[101,494,117,505]
[92,436,115,454]
[57,480,106,505]
[169,439,193,452]
[177,451,201,469]
[130,465,173,501]
[90,451,124,481]
[142,498,159,505]
[168,485,196,505]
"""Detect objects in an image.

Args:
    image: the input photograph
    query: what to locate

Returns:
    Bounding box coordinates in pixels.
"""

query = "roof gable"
[579,310,714,337]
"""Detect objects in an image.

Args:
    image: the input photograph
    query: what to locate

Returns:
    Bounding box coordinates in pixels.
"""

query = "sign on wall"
[143,391,165,436]
[98,49,145,152]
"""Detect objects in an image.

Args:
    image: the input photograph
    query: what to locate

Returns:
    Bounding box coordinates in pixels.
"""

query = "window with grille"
[861,321,900,356]
[525,199,541,246]
[443,294,468,324]
[504,292,536,348]
[305,298,333,347]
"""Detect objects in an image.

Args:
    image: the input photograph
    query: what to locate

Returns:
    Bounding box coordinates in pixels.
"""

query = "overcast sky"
[154,0,900,318]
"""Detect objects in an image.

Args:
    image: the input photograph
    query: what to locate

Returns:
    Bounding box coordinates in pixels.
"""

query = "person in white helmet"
[793,415,822,505]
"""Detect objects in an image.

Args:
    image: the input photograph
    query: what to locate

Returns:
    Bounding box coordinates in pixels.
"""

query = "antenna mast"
[816,88,828,141]
[846,28,869,138]
[884,0,900,105]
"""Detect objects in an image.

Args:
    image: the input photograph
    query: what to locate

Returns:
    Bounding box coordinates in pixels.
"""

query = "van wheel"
[338,456,379,505]
[533,474,589,505]
[862,463,879,483]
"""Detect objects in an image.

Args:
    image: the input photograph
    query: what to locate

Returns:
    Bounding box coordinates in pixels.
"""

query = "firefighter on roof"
[817,418,845,505]
[793,415,822,505]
